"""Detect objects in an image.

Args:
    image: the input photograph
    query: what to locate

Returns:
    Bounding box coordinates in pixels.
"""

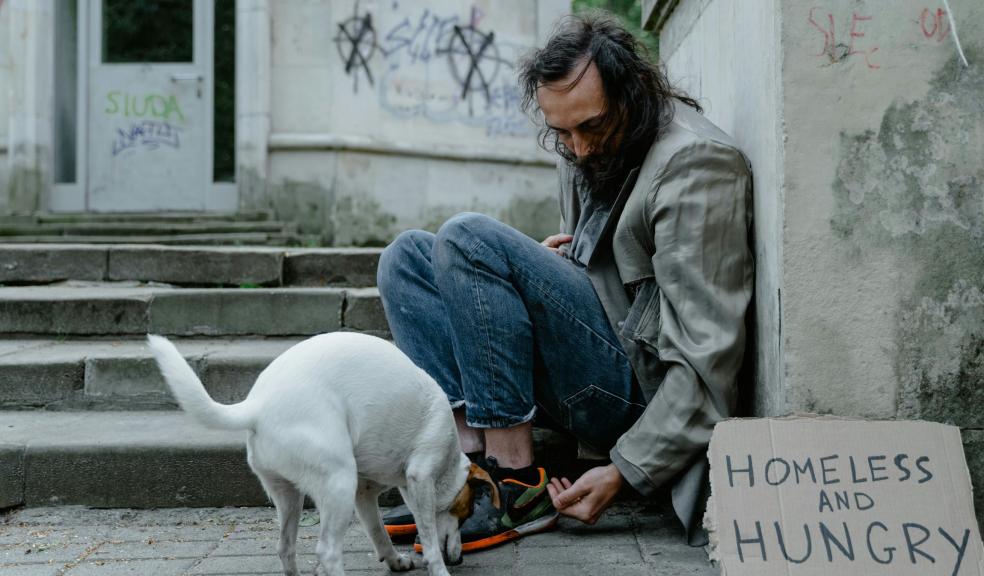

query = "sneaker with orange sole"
[382,504,417,538]
[413,465,559,554]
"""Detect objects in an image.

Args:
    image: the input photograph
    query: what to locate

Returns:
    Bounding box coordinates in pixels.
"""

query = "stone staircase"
[0,244,387,508]
[0,212,303,246]
[0,244,577,510]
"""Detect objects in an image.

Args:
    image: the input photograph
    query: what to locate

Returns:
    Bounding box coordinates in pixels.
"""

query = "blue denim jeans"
[376,212,646,452]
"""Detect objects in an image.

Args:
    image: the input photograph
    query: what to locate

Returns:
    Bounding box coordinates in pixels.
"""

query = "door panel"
[87,0,211,212]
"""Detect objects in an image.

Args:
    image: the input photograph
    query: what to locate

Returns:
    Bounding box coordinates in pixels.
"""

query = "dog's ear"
[466,462,500,509]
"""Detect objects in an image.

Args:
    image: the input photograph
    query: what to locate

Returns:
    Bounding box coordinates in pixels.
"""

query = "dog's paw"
[384,552,414,572]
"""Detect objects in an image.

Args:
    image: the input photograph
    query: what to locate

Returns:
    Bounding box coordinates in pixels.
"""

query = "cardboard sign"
[706,417,984,575]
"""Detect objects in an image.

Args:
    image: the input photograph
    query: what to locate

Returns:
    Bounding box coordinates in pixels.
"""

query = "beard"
[575,153,622,200]
[569,138,648,201]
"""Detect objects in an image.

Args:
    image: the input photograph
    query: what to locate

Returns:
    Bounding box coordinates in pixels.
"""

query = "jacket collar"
[586,166,641,266]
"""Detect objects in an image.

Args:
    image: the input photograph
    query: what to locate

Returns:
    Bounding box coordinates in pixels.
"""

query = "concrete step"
[0,284,387,337]
[0,244,381,287]
[0,221,294,237]
[0,411,577,508]
[0,338,302,410]
[0,411,266,508]
[32,210,274,223]
[0,232,296,246]
[0,212,304,246]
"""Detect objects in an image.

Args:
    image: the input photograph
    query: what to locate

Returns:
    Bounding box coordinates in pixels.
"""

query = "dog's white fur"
[148,332,471,576]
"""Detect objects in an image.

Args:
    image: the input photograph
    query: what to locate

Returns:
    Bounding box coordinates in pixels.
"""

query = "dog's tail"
[147,334,256,430]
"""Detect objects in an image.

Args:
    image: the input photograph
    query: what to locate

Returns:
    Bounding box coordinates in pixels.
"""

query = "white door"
[87,0,212,211]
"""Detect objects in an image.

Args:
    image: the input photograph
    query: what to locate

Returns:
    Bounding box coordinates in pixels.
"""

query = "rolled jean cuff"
[448,399,466,410]
[465,405,537,429]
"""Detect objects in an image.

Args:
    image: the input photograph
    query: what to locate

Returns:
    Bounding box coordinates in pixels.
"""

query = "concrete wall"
[782,0,982,423]
[655,0,984,526]
[0,0,566,240]
[784,0,983,527]
[0,0,11,197]
[658,0,784,415]
[267,150,559,246]
[259,0,568,244]
[3,0,53,215]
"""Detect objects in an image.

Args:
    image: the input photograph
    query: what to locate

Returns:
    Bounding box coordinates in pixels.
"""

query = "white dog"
[147,332,494,576]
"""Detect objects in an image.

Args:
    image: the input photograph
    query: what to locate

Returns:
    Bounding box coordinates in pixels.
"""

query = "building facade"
[0,0,569,244]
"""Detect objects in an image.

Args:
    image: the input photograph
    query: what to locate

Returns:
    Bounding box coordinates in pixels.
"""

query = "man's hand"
[546,463,623,524]
[541,234,573,254]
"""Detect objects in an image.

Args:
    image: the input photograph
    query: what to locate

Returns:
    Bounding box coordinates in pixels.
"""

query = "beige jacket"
[557,102,754,544]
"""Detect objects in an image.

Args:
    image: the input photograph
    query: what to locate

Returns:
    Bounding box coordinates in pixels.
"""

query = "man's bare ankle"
[454,410,485,454]
[484,422,534,469]
[484,451,532,470]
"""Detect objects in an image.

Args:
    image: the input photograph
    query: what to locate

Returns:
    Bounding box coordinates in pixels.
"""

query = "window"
[54,0,78,184]
[102,0,194,64]
[214,0,235,182]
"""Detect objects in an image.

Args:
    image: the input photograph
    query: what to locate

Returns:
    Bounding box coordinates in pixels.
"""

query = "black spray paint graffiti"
[445,24,501,104]
[380,9,459,64]
[337,6,507,109]
[112,121,181,156]
[334,10,377,91]
[431,7,511,111]
[333,4,532,138]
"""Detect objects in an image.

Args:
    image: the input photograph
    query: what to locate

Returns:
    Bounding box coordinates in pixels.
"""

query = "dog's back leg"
[354,480,414,573]
[255,471,304,576]
[311,466,357,576]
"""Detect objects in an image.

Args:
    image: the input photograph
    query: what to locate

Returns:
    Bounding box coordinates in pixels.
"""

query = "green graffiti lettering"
[105,91,121,115]
[104,91,186,122]
[149,95,167,118]
[131,94,148,117]
[162,94,185,122]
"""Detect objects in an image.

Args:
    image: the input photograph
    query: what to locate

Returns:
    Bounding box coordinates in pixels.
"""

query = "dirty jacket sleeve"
[609,140,753,495]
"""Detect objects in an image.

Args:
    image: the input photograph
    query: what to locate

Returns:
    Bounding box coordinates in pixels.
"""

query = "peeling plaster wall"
[267,151,558,246]
[262,0,568,242]
[658,0,784,416]
[830,56,983,425]
[782,0,983,528]
[4,0,52,215]
[658,0,983,529]
[782,0,982,421]
[0,0,11,195]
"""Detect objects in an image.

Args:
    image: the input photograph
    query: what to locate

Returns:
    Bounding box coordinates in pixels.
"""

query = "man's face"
[536,59,608,163]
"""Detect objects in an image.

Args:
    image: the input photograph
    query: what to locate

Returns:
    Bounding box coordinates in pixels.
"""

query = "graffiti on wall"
[112,120,182,156]
[446,21,500,102]
[808,8,880,69]
[807,5,960,69]
[920,8,951,43]
[333,3,531,138]
[105,91,186,156]
[334,11,377,90]
[105,91,186,123]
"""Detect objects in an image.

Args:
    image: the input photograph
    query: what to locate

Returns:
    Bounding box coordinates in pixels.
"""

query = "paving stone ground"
[0,504,716,575]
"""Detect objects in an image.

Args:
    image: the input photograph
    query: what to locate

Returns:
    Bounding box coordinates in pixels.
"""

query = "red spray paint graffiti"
[808,7,881,69]
[920,8,951,42]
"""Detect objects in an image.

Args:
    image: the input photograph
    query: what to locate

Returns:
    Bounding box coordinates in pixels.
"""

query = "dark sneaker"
[384,452,487,538]
[383,503,417,538]
[414,466,558,554]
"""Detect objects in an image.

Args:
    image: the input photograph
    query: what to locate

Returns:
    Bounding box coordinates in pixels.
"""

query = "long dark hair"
[519,11,701,193]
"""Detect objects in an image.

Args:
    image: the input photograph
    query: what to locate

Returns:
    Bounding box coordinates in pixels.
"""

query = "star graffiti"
[334,11,377,91]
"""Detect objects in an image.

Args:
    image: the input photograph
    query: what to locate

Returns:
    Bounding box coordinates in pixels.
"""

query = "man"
[376,12,753,551]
